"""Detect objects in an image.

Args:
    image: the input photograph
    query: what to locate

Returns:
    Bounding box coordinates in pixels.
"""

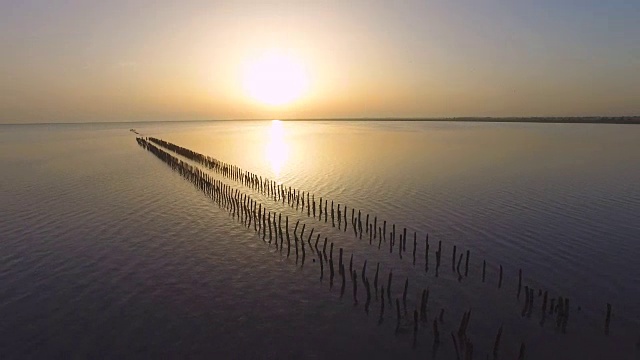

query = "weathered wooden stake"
[482,260,486,282]
[521,286,530,316]
[518,342,525,360]
[420,288,428,322]
[493,325,503,358]
[361,260,367,284]
[412,232,417,266]
[452,245,457,271]
[464,250,470,277]
[425,234,430,272]
[322,237,328,260]
[451,332,461,360]
[365,278,371,314]
[374,263,380,298]
[518,269,523,299]
[433,320,440,344]
[378,285,385,324]
[402,278,409,316]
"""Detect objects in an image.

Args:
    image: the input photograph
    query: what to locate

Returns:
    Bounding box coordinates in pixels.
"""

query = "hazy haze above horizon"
[1,0,639,124]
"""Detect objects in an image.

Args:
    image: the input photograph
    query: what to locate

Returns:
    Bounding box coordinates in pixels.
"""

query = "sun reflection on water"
[266,120,289,178]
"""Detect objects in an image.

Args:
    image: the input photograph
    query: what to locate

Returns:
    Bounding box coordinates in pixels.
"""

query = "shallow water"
[0,121,639,359]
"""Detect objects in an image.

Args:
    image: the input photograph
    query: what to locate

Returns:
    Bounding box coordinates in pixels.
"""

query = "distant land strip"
[2,116,639,125]
[281,116,640,124]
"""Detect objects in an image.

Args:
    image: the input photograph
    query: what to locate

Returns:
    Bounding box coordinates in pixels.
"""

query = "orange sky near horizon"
[1,1,639,123]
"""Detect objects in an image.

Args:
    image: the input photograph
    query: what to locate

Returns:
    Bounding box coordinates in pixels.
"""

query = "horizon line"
[2,115,639,126]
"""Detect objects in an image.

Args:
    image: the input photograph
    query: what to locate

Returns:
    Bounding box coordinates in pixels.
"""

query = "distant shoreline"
[283,117,640,125]
[2,116,639,125]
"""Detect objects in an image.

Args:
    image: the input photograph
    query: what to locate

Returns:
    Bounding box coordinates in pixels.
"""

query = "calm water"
[1,121,639,359]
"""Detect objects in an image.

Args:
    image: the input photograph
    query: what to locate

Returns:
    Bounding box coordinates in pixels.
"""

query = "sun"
[242,51,309,106]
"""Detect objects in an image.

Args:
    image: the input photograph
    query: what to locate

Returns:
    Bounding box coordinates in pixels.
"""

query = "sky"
[1,0,639,123]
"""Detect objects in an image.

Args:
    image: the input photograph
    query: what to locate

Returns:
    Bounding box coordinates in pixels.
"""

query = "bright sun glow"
[266,120,289,177]
[243,51,309,106]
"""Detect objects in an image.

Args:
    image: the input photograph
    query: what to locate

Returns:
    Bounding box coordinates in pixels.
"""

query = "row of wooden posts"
[145,136,619,337]
[136,136,626,357]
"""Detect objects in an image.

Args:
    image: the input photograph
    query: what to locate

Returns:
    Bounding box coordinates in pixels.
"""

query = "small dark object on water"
[352,270,359,305]
[518,342,525,360]
[493,325,503,358]
[378,285,385,325]
[482,260,486,282]
[433,320,440,344]
[451,332,460,360]
[464,250,469,277]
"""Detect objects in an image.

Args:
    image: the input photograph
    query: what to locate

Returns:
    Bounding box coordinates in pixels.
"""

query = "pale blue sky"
[1,0,638,123]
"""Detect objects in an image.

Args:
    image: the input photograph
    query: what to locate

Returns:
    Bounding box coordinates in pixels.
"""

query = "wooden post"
[412,232,417,266]
[403,228,407,251]
[353,270,359,305]
[329,258,335,289]
[322,237,328,260]
[464,250,470,277]
[452,245,457,271]
[402,278,409,316]
[451,332,461,360]
[492,325,502,358]
[349,254,353,275]
[330,242,334,263]
[383,221,387,243]
[420,288,428,322]
[365,278,371,314]
[374,263,380,298]
[518,269,522,299]
[518,342,525,360]
[521,286,530,316]
[425,234,430,272]
[482,260,486,282]
[361,260,367,284]
[456,253,464,278]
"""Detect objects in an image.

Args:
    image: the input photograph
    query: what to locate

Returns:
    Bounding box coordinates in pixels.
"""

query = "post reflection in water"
[266,120,289,178]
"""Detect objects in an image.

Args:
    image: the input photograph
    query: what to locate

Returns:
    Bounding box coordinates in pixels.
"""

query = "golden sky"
[1,1,639,123]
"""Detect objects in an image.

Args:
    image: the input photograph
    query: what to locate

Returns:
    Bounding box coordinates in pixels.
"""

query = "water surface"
[1,121,638,359]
